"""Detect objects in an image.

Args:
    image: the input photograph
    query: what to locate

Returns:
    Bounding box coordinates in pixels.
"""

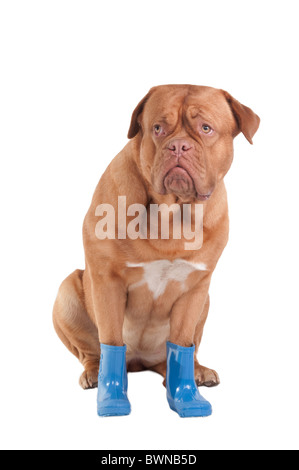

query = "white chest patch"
[126,259,207,300]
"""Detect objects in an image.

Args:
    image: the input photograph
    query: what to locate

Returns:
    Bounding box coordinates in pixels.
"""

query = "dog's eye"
[202,124,212,134]
[154,125,163,136]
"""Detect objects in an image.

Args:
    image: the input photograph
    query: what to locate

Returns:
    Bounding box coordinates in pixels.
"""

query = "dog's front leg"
[90,272,127,346]
[169,274,211,347]
[89,271,131,417]
[166,275,213,417]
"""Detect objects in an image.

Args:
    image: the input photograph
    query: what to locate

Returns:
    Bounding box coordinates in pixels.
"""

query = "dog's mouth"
[196,192,212,201]
[163,165,194,195]
[164,165,194,183]
[163,165,212,201]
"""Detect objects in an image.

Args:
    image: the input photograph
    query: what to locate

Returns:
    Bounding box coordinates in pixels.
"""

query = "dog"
[53,84,260,415]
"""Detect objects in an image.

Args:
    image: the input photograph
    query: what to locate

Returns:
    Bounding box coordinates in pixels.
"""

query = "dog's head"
[128,85,260,202]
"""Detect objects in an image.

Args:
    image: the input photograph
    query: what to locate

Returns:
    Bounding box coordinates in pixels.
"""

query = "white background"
[1,0,299,451]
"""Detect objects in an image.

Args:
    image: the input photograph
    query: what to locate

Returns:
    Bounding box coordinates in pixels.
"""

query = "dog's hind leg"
[53,269,101,389]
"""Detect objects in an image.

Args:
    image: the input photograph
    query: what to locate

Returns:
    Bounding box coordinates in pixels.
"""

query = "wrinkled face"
[129,85,260,202]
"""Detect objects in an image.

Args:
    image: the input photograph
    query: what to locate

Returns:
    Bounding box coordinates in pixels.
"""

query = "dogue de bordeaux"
[53,85,260,416]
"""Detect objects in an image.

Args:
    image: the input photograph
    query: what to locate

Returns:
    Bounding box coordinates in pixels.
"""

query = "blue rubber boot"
[166,341,212,418]
[97,344,131,417]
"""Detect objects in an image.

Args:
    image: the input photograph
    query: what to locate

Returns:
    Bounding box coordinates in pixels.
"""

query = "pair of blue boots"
[97,342,212,418]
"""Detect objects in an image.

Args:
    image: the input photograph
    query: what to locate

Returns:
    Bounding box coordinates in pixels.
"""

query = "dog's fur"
[53,85,260,389]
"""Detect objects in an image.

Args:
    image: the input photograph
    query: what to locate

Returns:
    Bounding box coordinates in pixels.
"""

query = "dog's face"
[128,85,260,202]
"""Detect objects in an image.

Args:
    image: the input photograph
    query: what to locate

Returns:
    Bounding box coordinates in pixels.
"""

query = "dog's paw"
[195,363,220,387]
[79,369,98,390]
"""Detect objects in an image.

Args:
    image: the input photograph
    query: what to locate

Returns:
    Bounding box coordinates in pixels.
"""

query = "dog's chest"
[126,258,207,300]
[123,258,207,366]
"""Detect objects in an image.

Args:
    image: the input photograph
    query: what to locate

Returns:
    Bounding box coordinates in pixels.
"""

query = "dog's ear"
[222,90,260,144]
[127,88,156,139]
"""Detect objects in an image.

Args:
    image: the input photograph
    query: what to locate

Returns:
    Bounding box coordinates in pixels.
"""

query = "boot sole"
[168,400,212,418]
[97,399,131,417]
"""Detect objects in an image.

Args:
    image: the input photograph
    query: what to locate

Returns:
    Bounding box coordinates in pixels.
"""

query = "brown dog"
[53,85,259,394]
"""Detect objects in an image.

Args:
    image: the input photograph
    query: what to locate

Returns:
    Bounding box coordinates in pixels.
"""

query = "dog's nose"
[168,139,193,156]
